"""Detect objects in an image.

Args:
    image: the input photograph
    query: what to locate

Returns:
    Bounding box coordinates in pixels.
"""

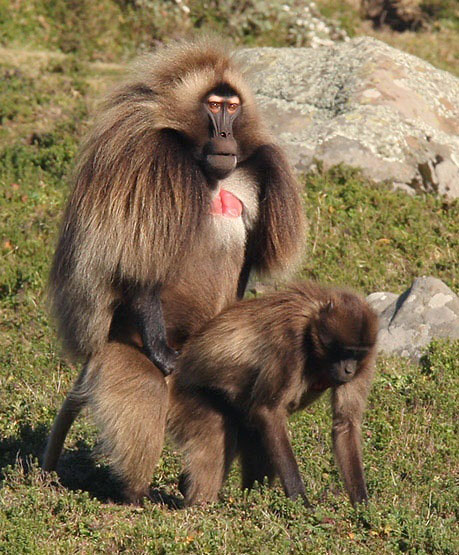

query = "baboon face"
[200,84,242,180]
[327,346,369,384]
[310,296,378,387]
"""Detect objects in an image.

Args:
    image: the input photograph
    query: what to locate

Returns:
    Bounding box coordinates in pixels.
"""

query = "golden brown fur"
[48,36,304,361]
[44,38,305,502]
[169,281,378,506]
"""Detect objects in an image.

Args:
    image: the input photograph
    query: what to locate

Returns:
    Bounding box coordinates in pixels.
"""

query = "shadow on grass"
[0,421,49,474]
[0,421,182,509]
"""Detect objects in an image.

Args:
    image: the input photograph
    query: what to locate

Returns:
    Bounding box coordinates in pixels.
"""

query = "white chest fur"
[208,168,259,250]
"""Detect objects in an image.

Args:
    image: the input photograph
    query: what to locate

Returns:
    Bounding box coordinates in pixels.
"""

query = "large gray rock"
[237,38,459,198]
[367,277,459,360]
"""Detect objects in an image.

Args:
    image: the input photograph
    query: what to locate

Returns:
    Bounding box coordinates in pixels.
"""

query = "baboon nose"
[343,360,356,376]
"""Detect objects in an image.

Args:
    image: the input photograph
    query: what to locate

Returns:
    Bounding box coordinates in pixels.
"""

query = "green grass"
[300,165,458,294]
[1,7,458,554]
[1,342,458,553]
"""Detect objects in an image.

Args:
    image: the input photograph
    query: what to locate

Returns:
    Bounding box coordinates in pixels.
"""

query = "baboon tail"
[42,364,89,471]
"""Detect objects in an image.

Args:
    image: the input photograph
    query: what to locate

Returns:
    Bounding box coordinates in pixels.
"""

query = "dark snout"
[330,359,357,384]
[203,136,238,179]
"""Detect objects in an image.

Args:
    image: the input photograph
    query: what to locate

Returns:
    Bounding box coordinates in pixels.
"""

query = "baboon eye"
[208,101,221,113]
[343,348,368,361]
[228,103,239,113]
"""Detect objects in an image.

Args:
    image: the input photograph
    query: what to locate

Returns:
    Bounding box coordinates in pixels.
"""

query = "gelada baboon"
[43,38,305,502]
[169,281,378,507]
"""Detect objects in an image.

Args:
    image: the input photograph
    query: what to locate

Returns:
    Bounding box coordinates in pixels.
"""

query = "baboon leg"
[182,416,238,506]
[251,406,309,505]
[42,364,89,471]
[170,390,238,506]
[86,342,169,503]
[239,427,276,490]
[332,384,368,505]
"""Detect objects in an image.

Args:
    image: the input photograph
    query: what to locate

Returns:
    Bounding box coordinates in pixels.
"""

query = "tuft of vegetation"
[0,0,345,60]
[0,1,458,75]
[1,3,458,553]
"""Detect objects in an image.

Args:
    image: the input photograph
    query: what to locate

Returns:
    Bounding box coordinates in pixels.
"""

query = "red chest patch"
[210,189,243,218]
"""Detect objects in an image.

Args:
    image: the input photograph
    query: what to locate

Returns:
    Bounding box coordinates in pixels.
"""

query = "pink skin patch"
[210,189,243,218]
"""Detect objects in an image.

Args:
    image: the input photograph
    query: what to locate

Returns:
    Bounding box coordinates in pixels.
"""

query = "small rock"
[366,292,398,314]
[367,277,459,360]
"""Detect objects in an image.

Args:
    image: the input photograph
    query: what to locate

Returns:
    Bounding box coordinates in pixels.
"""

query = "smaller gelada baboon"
[169,281,379,507]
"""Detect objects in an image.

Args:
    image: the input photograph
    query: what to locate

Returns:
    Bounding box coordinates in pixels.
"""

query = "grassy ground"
[1,3,458,553]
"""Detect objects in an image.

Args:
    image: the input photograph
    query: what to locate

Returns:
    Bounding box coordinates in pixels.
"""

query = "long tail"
[42,364,89,471]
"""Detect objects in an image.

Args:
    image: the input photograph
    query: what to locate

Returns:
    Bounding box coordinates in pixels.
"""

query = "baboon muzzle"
[204,105,239,179]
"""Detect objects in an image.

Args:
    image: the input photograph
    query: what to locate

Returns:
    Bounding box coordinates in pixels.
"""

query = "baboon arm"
[332,419,368,505]
[243,143,305,275]
[253,406,309,504]
[332,385,369,505]
[130,284,178,376]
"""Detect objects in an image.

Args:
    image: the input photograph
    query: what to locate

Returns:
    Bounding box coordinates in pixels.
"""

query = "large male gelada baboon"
[43,38,305,502]
[170,282,378,507]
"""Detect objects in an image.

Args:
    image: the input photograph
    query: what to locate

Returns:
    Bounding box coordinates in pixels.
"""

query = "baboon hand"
[146,343,179,376]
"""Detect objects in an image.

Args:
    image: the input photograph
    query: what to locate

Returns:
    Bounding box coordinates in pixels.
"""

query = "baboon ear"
[319,300,334,319]
[316,300,335,348]
[317,326,333,349]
